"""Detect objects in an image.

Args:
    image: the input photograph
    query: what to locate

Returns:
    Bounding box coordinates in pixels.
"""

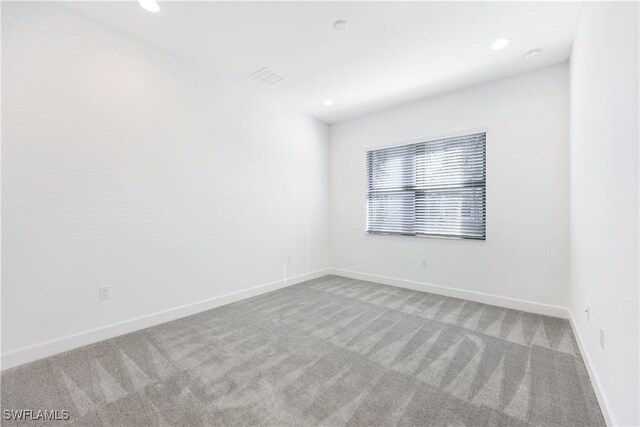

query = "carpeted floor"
[1,275,604,426]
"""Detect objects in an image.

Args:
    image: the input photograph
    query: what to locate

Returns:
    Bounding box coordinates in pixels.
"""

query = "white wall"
[330,64,570,312]
[569,3,639,426]
[1,2,330,366]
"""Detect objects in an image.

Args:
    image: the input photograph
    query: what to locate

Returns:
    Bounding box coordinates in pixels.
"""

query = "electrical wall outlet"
[421,258,427,268]
[99,286,110,300]
[600,328,605,349]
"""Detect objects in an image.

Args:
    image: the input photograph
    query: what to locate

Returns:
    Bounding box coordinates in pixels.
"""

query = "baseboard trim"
[568,312,616,426]
[5,267,613,423]
[328,268,569,319]
[1,269,330,371]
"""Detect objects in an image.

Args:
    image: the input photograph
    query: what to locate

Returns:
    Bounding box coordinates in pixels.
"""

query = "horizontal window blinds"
[366,132,486,240]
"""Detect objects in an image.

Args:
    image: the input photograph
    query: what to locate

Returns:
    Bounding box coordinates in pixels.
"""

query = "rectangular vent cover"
[250,67,285,86]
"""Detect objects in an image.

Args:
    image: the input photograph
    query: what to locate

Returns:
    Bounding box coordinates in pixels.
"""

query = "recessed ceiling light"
[491,38,509,50]
[523,48,542,60]
[333,20,348,31]
[322,100,334,106]
[138,0,160,13]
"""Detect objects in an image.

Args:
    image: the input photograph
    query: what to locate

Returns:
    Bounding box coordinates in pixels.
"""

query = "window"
[366,132,486,240]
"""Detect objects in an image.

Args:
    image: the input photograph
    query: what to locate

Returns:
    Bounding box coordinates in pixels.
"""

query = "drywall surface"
[330,64,570,308]
[1,2,330,363]
[569,2,639,425]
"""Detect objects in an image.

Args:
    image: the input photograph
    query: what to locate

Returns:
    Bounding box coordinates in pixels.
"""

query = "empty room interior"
[1,1,639,426]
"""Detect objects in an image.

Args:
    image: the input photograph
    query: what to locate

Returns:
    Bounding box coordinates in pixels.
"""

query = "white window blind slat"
[366,132,486,240]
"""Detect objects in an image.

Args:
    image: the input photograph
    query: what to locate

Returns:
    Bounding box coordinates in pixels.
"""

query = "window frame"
[364,129,487,241]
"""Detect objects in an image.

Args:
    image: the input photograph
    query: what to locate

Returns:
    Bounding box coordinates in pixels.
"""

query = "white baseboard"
[568,312,616,426]
[328,268,569,319]
[1,269,330,371]
[328,269,615,423]
[4,267,614,424]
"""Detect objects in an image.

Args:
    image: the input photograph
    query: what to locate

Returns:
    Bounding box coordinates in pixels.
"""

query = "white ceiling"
[63,1,581,124]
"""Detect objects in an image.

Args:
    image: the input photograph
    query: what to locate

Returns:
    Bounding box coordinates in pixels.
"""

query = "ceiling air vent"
[250,67,285,86]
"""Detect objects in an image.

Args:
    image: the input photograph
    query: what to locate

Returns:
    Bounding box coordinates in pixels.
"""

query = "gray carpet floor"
[1,275,604,426]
